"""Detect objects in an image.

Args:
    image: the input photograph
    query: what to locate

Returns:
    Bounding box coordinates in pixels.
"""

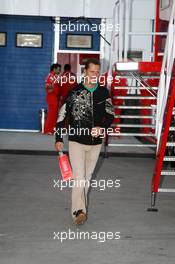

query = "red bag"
[58,151,73,181]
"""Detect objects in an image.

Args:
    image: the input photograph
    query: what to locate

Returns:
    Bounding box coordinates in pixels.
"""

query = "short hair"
[84,58,101,70]
[64,64,71,71]
[50,63,61,72]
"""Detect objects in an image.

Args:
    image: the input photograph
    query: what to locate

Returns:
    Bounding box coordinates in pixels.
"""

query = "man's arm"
[46,83,54,93]
[45,74,54,93]
[91,90,115,138]
[55,102,68,151]
[102,89,115,128]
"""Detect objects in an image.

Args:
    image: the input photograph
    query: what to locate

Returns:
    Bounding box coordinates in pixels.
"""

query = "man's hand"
[47,84,54,93]
[55,142,63,151]
[91,127,104,138]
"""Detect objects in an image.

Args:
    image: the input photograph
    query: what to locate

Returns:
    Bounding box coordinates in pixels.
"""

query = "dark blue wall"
[0,15,54,130]
[59,17,101,51]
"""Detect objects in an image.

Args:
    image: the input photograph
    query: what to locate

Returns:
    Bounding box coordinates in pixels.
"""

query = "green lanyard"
[83,83,98,92]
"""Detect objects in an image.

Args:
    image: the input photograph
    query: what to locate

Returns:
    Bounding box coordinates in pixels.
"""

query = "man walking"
[55,58,114,225]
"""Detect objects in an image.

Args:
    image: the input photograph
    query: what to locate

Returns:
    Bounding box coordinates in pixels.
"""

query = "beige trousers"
[68,141,102,218]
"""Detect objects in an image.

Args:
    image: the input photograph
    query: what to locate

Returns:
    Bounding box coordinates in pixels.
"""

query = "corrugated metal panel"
[0,15,54,129]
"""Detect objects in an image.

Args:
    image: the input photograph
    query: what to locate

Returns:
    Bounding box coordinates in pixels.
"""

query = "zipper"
[91,92,94,143]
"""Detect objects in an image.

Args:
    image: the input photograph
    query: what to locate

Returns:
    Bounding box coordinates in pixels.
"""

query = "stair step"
[158,188,175,192]
[116,133,155,137]
[114,106,155,109]
[114,75,160,79]
[161,170,175,176]
[108,143,156,147]
[164,156,175,161]
[116,124,155,128]
[115,115,154,119]
[167,142,175,146]
[113,87,158,90]
[113,96,156,100]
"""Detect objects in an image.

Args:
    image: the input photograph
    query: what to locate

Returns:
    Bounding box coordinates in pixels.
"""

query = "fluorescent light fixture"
[116,62,139,71]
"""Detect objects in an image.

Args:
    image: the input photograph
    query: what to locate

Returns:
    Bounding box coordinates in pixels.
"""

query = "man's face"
[54,67,61,75]
[84,63,100,85]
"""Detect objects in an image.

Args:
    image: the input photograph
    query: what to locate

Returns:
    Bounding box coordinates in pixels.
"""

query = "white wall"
[0,0,116,18]
[40,0,84,17]
[83,0,116,18]
[126,0,156,61]
[102,0,156,71]
[0,0,40,16]
[160,0,173,21]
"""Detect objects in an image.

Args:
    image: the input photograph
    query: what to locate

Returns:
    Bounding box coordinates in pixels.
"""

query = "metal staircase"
[104,0,167,155]
[105,62,162,154]
[147,1,175,211]
[105,0,175,211]
[147,64,175,211]
[113,63,160,142]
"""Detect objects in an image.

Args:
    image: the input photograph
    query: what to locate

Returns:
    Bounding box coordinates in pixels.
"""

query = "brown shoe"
[73,210,87,225]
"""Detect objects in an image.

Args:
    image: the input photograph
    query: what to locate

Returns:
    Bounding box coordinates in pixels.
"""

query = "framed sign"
[16,33,43,48]
[66,34,93,49]
[0,32,7,47]
[160,0,170,9]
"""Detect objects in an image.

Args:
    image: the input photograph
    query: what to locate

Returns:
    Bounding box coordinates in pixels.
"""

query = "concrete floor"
[0,132,155,155]
[0,133,175,263]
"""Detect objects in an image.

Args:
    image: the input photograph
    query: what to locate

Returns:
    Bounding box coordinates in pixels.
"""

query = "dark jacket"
[55,83,115,145]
